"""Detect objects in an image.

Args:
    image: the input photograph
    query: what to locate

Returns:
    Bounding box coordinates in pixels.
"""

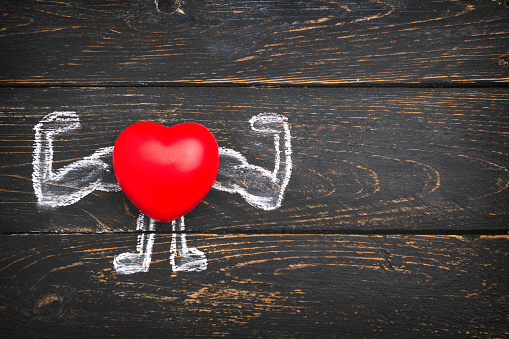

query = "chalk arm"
[32,111,120,209]
[213,113,292,211]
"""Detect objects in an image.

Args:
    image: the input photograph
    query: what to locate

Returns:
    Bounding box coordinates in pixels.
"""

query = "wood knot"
[34,293,63,321]
[498,57,509,66]
[155,0,180,13]
[378,249,395,272]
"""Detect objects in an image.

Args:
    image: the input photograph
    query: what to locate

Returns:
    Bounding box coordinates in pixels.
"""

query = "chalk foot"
[113,252,149,275]
[171,248,208,272]
[250,112,287,134]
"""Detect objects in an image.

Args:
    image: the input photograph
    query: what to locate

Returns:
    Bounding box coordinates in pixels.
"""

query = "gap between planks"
[0,229,507,236]
[0,82,508,89]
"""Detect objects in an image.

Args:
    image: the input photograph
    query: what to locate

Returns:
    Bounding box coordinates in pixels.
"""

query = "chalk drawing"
[214,113,292,211]
[169,216,208,272]
[113,214,208,274]
[33,111,292,274]
[113,214,155,274]
[32,111,121,209]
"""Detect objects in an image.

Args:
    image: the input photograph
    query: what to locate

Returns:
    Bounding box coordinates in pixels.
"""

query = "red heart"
[113,122,219,222]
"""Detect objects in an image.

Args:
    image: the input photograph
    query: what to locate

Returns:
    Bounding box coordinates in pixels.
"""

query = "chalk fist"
[35,111,81,136]
[250,113,288,134]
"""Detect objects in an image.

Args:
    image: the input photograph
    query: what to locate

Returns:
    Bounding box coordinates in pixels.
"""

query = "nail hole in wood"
[155,0,180,13]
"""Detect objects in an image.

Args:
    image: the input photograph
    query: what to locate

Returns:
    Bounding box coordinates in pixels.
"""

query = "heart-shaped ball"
[113,122,219,222]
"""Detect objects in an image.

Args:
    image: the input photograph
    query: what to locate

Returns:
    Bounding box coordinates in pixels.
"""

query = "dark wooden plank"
[0,0,508,85]
[0,233,507,337]
[1,87,508,232]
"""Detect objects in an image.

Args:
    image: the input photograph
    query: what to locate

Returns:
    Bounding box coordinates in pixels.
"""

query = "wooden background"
[1,0,508,337]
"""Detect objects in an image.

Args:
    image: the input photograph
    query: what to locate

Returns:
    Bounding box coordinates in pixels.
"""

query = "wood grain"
[1,0,507,336]
[0,0,508,85]
[0,233,507,337]
[1,87,508,232]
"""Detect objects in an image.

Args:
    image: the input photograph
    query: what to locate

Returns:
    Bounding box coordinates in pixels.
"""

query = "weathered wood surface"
[0,0,508,85]
[0,234,507,337]
[1,0,508,336]
[1,87,508,232]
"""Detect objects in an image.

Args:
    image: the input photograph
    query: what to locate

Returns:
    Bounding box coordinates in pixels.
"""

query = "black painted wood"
[1,87,508,233]
[0,234,507,337]
[0,0,508,336]
[0,0,508,85]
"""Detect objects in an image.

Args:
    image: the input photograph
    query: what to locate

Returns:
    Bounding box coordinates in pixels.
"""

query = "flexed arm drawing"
[32,111,121,208]
[33,111,292,274]
[214,113,292,210]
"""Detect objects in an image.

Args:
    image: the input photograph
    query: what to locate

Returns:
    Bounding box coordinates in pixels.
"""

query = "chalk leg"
[170,217,207,272]
[113,214,155,275]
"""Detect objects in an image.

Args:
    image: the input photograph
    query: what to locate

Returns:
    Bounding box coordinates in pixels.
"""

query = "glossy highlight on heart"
[113,122,219,222]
